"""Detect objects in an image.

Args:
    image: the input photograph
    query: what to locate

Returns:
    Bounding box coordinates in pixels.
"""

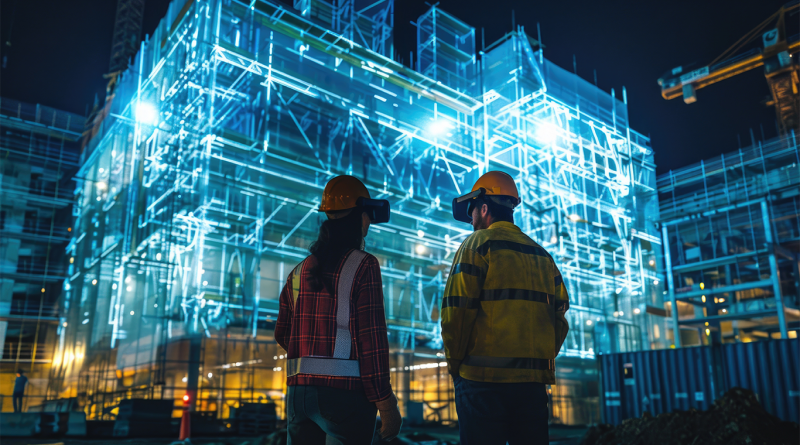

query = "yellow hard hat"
[452,171,520,223]
[319,175,390,223]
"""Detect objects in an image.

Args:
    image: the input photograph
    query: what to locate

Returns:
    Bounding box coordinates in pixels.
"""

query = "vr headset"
[452,188,518,224]
[357,197,391,224]
[451,188,486,224]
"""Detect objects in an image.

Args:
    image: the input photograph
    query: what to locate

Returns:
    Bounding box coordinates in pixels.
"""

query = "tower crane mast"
[109,0,146,74]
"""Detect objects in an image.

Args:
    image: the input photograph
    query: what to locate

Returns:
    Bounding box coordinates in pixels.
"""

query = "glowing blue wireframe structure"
[52,0,663,423]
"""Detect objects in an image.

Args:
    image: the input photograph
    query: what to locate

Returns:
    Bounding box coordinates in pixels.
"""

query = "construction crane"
[109,0,146,74]
[83,0,146,148]
[658,1,800,134]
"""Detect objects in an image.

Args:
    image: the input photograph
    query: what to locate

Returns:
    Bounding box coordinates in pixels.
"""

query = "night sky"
[0,0,788,174]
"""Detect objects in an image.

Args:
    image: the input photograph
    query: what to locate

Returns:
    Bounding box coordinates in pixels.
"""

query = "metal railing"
[0,97,85,135]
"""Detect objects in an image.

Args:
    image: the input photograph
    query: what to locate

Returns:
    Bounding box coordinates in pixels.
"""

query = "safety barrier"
[0,411,85,437]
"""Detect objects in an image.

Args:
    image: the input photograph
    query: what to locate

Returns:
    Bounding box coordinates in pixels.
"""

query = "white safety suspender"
[286,250,368,377]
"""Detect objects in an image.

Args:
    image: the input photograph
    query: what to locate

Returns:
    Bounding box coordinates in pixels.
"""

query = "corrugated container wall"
[600,338,799,424]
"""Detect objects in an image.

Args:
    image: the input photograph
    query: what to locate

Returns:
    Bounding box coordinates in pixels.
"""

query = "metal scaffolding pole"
[762,200,789,339]
[662,225,681,347]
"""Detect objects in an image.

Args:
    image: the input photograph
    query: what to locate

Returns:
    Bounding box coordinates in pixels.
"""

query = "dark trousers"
[287,385,377,445]
[453,376,549,445]
[12,393,23,413]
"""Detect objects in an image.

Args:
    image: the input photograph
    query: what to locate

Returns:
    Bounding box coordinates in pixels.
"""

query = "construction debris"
[580,387,799,445]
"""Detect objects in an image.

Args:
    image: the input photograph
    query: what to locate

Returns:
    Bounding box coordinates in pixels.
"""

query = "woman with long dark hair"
[275,175,402,444]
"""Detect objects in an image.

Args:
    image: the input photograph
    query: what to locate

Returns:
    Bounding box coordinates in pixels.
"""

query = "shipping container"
[600,339,799,424]
[719,339,800,423]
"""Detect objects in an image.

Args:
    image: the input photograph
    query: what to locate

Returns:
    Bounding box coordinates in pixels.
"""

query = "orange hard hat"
[452,171,520,223]
[319,175,390,223]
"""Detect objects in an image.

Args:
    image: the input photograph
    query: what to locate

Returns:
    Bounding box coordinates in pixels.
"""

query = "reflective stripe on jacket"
[441,221,570,384]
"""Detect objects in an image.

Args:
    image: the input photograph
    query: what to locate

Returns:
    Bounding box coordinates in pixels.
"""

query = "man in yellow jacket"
[442,171,570,445]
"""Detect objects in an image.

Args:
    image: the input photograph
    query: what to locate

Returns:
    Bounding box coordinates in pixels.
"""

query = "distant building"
[50,0,661,426]
[658,133,800,346]
[0,97,83,412]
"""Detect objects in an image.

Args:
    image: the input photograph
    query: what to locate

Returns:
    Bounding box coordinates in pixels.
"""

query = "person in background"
[275,175,402,444]
[441,171,571,445]
[13,369,28,413]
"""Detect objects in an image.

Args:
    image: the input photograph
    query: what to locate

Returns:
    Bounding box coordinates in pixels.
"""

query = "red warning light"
[183,394,190,403]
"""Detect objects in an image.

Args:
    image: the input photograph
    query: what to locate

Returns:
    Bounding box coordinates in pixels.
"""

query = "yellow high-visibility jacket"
[441,221,570,384]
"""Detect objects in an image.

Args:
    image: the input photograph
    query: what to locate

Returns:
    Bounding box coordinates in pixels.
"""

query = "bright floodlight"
[415,244,426,255]
[534,124,557,142]
[136,102,158,125]
[428,119,451,136]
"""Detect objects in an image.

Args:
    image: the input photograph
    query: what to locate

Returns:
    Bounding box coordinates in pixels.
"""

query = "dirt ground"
[579,387,800,445]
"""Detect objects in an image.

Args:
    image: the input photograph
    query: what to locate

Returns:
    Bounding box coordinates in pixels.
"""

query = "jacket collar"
[488,221,521,232]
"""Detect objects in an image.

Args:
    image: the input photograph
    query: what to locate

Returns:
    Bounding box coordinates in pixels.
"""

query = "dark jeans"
[13,393,23,413]
[453,376,549,445]
[287,385,377,445]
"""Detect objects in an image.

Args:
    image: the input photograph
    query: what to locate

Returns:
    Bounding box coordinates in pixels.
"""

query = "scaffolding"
[51,0,662,425]
[659,132,800,346]
[0,97,84,412]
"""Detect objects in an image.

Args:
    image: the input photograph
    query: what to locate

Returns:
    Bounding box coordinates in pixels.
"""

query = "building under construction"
[47,0,663,425]
[658,132,800,346]
[0,98,84,412]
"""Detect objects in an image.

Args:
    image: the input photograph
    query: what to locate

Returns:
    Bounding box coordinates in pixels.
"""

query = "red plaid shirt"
[274,250,392,403]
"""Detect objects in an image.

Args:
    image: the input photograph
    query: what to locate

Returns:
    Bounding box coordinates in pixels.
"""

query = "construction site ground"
[0,424,588,445]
